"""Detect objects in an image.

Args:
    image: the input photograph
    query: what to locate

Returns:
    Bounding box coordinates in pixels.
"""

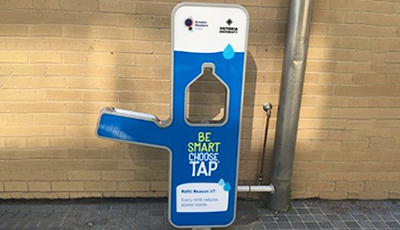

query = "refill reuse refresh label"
[96,3,249,228]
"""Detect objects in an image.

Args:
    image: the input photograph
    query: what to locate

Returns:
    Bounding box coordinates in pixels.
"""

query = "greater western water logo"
[195,20,209,28]
[185,18,209,31]
[184,17,194,31]
[188,132,220,177]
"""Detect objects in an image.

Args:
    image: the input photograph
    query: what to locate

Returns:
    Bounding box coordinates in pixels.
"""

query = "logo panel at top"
[173,5,248,53]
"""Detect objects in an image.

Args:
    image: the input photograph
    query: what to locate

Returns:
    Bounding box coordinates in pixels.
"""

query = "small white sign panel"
[176,183,229,213]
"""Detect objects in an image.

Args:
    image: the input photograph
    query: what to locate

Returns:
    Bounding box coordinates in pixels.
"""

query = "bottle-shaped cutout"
[223,44,235,60]
[186,66,228,124]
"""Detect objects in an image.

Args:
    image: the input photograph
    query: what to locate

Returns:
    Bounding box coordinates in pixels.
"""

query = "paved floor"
[0,198,399,230]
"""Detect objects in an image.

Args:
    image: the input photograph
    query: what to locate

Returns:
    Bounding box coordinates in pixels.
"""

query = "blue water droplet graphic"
[223,182,231,191]
[218,178,225,186]
[223,44,235,60]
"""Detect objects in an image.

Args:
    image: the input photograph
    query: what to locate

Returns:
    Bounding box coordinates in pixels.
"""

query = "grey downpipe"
[267,0,314,211]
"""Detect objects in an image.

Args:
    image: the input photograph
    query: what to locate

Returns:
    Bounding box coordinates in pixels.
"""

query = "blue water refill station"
[96,3,249,228]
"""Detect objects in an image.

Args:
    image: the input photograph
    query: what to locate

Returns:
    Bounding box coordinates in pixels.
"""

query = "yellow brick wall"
[0,0,399,200]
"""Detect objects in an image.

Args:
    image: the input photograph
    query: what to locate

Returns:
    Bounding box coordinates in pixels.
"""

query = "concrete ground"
[0,198,399,230]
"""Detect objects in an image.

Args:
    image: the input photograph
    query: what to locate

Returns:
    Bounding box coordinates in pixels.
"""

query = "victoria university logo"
[219,18,238,34]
